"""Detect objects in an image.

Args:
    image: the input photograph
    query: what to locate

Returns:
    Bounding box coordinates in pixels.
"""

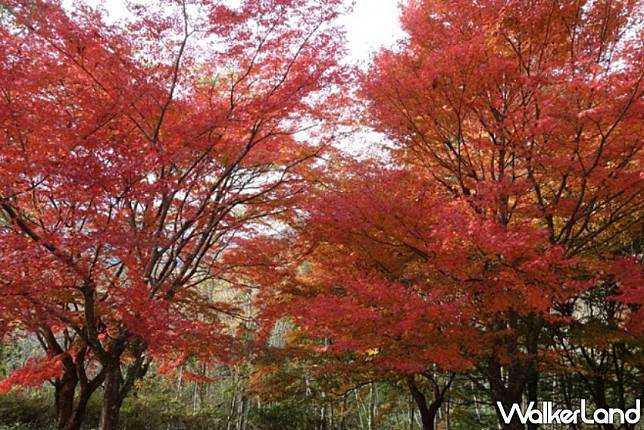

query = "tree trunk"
[501,418,526,429]
[407,377,449,430]
[488,357,527,430]
[488,313,544,430]
[526,369,539,430]
[62,385,94,430]
[55,366,77,430]
[97,340,147,430]
[99,363,123,430]
[526,315,541,430]
[55,349,105,430]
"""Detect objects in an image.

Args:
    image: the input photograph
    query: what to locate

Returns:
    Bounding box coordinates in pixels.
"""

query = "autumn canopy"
[0,0,642,430]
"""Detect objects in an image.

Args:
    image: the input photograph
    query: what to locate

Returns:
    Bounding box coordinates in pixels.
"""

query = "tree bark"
[407,374,453,430]
[489,363,527,430]
[62,383,95,430]
[98,344,148,430]
[99,362,123,430]
[526,314,542,430]
[54,348,105,430]
[526,370,539,430]
[408,379,435,430]
[55,358,78,430]
[494,397,527,430]
[487,313,545,430]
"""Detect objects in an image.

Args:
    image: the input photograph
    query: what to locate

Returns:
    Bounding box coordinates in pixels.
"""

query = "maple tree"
[246,1,643,429]
[262,165,468,430]
[0,0,642,429]
[250,161,590,430]
[0,0,345,429]
[358,0,643,428]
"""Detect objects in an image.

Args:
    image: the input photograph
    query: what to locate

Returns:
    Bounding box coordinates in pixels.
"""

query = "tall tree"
[0,0,345,428]
[247,1,644,429]
[360,0,643,428]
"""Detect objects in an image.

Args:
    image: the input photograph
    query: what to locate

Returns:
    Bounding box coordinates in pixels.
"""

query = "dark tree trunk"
[487,313,545,430]
[55,357,78,430]
[526,369,539,430]
[98,344,148,430]
[408,381,437,430]
[526,314,542,430]
[54,348,105,430]
[99,363,123,430]
[62,386,93,430]
[407,374,454,430]
[502,419,526,430]
[488,358,528,430]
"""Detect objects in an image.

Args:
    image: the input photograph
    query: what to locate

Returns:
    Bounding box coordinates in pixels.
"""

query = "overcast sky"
[92,0,404,63]
[339,0,405,62]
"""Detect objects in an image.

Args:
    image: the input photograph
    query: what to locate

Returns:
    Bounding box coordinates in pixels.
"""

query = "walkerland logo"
[497,400,641,425]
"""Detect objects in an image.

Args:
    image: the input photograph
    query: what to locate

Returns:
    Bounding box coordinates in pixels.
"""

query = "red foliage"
[0,0,346,401]
[0,354,64,394]
[248,0,643,413]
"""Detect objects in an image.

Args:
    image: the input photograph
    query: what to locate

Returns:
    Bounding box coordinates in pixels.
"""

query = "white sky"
[340,0,405,62]
[91,0,404,63]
